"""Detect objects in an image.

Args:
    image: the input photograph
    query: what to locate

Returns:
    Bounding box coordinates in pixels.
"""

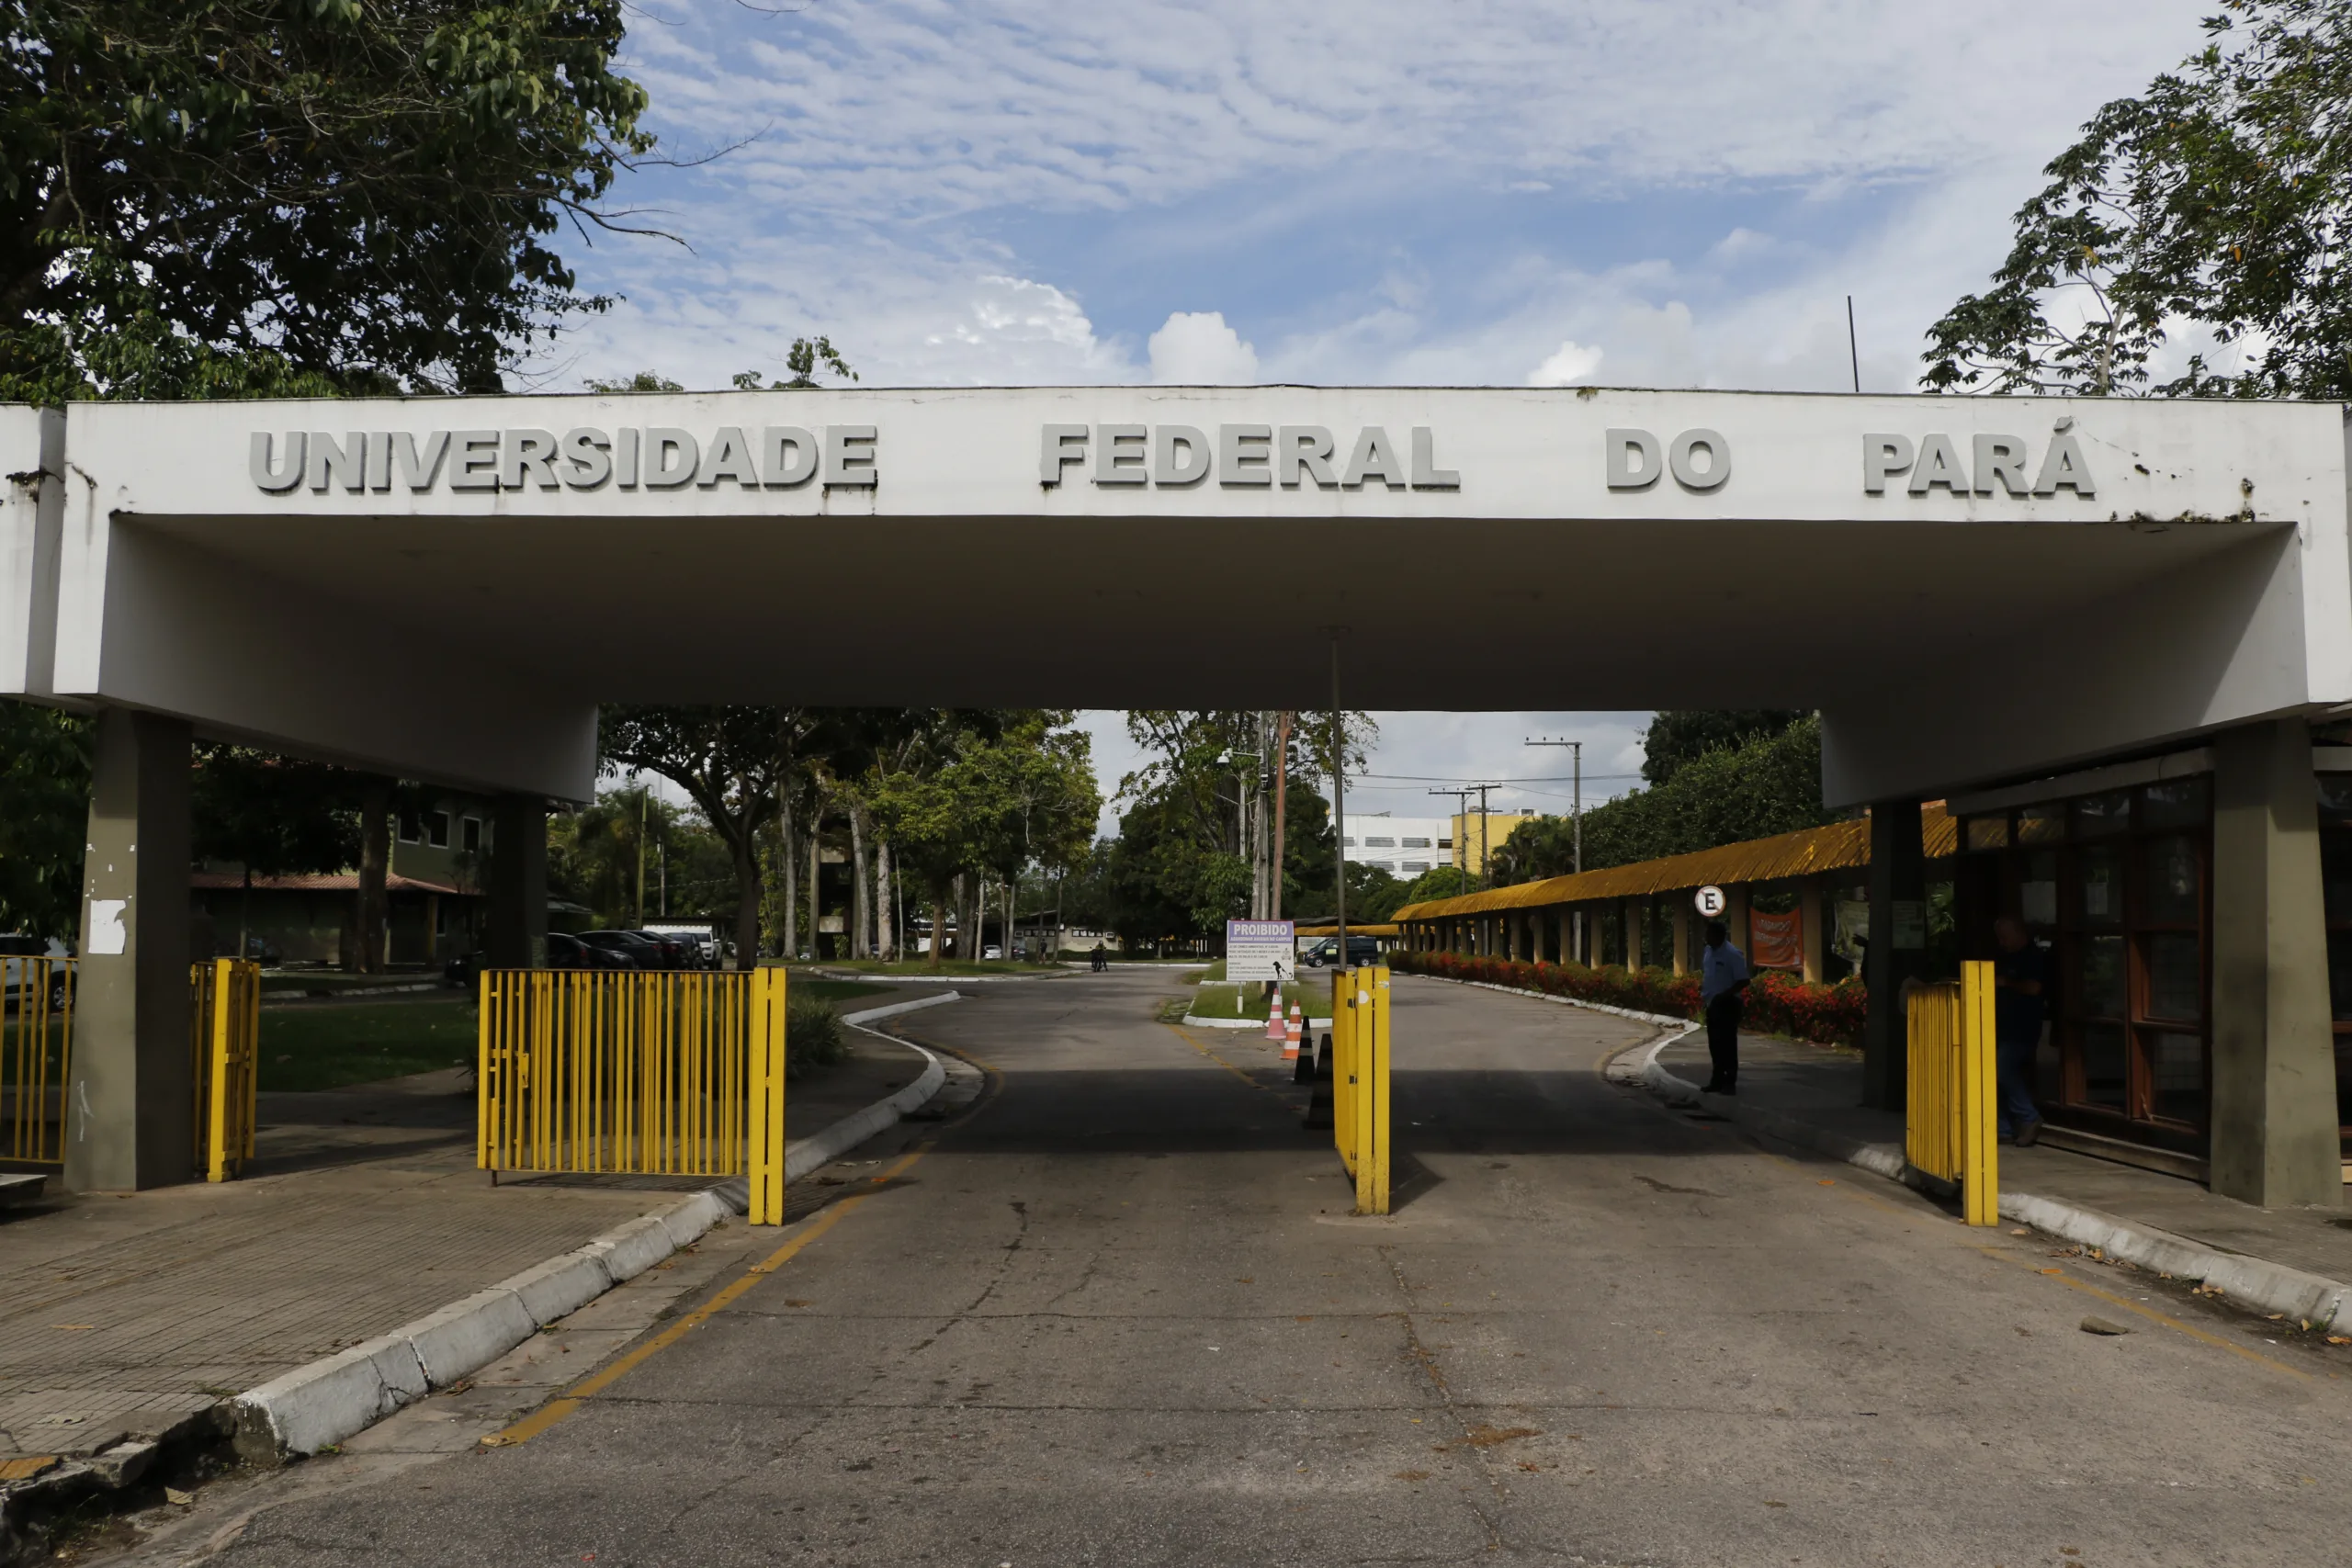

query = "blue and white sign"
[1226,919,1295,984]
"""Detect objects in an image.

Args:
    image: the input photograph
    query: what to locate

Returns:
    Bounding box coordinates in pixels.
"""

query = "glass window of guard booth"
[1958,775,2211,1156]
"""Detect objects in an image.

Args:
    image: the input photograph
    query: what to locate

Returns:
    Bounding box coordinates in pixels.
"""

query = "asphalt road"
[130,971,2352,1566]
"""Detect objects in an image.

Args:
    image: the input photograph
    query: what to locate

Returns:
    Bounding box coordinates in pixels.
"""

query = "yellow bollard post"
[1358,964,1391,1215]
[206,957,235,1182]
[748,965,788,1224]
[1960,959,2000,1225]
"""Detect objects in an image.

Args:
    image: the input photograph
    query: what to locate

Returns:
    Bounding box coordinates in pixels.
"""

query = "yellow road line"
[1754,1144,2310,1381]
[1967,1244,2311,1380]
[486,1142,934,1448]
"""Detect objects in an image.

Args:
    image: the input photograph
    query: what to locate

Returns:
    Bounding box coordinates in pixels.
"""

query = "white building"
[1340,816,1452,878]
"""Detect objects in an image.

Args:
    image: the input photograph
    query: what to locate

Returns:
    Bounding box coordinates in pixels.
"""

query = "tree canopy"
[1490,716,1836,884]
[1923,0,2352,399]
[3,0,653,400]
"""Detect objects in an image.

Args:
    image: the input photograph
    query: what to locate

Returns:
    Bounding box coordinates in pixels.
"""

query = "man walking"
[1699,919,1749,1095]
[1993,915,2047,1145]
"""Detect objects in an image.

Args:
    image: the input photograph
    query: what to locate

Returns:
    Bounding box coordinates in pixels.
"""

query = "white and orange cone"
[1265,987,1287,1042]
[1283,1003,1304,1059]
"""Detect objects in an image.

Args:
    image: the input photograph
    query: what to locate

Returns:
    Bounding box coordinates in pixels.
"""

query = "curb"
[229,993,972,1463]
[1408,971,1697,1032]
[840,991,961,1026]
[1634,1055,2352,1332]
[230,1189,732,1461]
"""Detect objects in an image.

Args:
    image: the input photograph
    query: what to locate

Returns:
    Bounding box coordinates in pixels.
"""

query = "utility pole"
[1329,633,1348,960]
[1523,738,1583,873]
[635,782,649,929]
[1272,711,1291,921]
[1526,737,1584,963]
[1472,781,1495,890]
[1427,787,1472,886]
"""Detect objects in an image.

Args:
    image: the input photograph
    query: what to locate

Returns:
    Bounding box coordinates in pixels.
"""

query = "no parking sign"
[1694,886,1727,919]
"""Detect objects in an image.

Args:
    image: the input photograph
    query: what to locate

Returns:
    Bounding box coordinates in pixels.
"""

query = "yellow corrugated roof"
[1391,806,1955,922]
[1294,923,1400,937]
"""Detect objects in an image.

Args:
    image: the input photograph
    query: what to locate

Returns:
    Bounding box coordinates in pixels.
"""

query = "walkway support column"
[1558,908,1573,968]
[488,795,548,970]
[66,708,194,1192]
[1623,898,1644,969]
[2210,718,2341,1208]
[1799,878,1826,984]
[1671,899,1691,976]
[1864,799,1928,1112]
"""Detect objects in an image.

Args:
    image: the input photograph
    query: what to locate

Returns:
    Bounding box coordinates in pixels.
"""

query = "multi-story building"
[1340,809,1546,881]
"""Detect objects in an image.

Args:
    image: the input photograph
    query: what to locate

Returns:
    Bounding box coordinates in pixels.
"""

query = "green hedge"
[1390,948,1867,1047]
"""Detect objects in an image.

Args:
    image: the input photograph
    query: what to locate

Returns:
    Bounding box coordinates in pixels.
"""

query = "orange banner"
[1749,908,1804,970]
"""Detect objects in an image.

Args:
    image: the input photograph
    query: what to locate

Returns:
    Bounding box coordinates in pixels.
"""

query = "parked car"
[226,933,283,966]
[1299,934,1383,968]
[0,933,71,1010]
[579,930,667,969]
[628,930,691,969]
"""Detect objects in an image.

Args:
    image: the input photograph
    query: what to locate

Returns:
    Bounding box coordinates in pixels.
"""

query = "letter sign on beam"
[1605,429,1662,491]
[1862,433,1914,494]
[1973,434,2030,496]
[1153,424,1211,487]
[1410,427,1459,490]
[2033,432,2096,497]
[1093,424,1147,486]
[1668,428,1730,491]
[1219,424,1272,486]
[1040,423,1088,486]
[822,425,878,488]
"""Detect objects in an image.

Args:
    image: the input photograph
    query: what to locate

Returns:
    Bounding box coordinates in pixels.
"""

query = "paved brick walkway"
[0,1027,933,1460]
[1657,1029,2352,1284]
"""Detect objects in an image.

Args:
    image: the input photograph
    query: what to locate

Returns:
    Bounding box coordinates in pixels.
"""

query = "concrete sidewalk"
[1648,1028,2352,1316]
[0,1028,938,1466]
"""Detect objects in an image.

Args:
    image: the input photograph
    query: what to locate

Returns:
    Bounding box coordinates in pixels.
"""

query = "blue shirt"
[1701,941,1749,1005]
[1996,942,2049,1047]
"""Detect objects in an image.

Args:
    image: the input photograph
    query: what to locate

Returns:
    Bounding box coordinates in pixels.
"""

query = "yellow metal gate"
[1905,960,1997,1225]
[478,967,789,1223]
[192,958,262,1181]
[1329,964,1391,1215]
[3,956,74,1165]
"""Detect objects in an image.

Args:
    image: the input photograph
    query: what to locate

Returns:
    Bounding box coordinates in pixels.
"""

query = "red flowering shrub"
[1389,948,1865,1048]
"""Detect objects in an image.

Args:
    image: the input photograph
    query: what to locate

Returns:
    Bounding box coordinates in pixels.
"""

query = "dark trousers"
[1705,992,1742,1088]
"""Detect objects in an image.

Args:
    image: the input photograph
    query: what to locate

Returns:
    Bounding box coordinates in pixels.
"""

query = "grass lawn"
[260,998,475,1091]
[792,979,890,1005]
[805,959,1055,977]
[1184,981,1335,1022]
[258,971,446,995]
[256,983,890,1094]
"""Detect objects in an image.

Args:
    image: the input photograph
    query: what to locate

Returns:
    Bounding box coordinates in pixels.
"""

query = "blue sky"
[566,0,2218,826]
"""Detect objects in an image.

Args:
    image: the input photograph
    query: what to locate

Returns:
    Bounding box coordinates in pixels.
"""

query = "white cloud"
[1148,311,1261,384]
[1526,339,1604,387]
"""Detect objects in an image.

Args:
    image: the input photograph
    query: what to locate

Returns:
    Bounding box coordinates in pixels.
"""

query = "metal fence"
[1905,961,1998,1225]
[3,956,74,1165]
[192,958,262,1181]
[478,967,788,1219]
[1330,964,1392,1215]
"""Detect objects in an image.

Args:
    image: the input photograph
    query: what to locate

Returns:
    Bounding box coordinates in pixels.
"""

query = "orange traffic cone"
[1283,1003,1304,1059]
[1265,987,1286,1042]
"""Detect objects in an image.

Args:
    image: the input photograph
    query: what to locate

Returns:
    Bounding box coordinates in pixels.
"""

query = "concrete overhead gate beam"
[5,389,2350,1198]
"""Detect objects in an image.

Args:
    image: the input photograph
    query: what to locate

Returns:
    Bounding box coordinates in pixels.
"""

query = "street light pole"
[1329,634,1348,960]
[1527,736,1584,963]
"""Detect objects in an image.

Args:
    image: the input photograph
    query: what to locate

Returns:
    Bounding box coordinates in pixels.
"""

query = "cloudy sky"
[563,0,2215,828]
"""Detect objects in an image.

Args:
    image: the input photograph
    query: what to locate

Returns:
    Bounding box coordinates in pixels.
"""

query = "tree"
[0,703,87,940]
[3,1,654,400]
[960,715,1098,962]
[1923,0,2352,400]
[190,746,363,958]
[1639,711,1808,787]
[599,707,795,967]
[1492,716,1837,881]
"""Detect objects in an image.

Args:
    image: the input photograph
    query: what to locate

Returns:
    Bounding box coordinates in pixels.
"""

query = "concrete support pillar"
[1724,884,1750,958]
[1623,898,1644,969]
[1671,899,1691,976]
[1799,878,1826,984]
[2210,718,2341,1208]
[1558,908,1574,968]
[1864,799,1928,1112]
[487,794,548,970]
[66,709,194,1192]
[1505,913,1519,963]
